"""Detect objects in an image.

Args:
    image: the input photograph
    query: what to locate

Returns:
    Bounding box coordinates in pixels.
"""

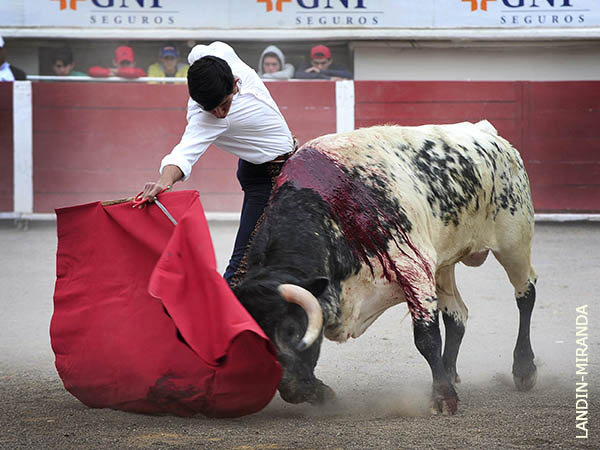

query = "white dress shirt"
[160,42,293,180]
[0,62,15,82]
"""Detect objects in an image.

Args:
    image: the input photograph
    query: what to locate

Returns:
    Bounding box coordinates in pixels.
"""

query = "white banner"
[1,0,599,29]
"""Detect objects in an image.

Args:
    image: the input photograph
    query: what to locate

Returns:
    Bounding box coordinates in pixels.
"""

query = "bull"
[233,121,537,414]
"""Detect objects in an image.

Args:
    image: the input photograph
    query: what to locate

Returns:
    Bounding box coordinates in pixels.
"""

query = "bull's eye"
[285,325,297,339]
[277,318,302,344]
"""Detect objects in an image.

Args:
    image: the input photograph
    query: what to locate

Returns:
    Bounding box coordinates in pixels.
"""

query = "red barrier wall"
[523,82,600,211]
[33,82,188,212]
[1,80,598,214]
[31,81,336,213]
[355,81,600,212]
[355,81,523,147]
[0,84,13,211]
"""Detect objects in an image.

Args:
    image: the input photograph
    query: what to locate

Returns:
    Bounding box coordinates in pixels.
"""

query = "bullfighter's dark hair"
[187,55,234,111]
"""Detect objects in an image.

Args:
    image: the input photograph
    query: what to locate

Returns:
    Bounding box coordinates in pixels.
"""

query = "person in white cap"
[0,37,27,81]
[257,45,294,80]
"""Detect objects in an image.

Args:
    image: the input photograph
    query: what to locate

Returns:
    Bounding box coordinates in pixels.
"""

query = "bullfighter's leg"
[436,264,468,384]
[224,160,274,284]
[493,238,538,392]
[412,297,459,415]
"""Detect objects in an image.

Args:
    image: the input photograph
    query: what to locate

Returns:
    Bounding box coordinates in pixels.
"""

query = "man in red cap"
[294,44,352,80]
[88,45,146,79]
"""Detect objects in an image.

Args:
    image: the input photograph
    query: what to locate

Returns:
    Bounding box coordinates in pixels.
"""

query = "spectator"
[147,43,189,83]
[295,44,352,81]
[51,47,86,77]
[0,36,27,81]
[88,45,146,79]
[257,45,294,80]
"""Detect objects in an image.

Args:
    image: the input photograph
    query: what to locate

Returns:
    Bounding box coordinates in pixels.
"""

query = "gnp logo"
[257,0,292,12]
[462,0,576,11]
[461,0,585,26]
[258,0,367,12]
[51,0,85,10]
[462,0,496,11]
[51,1,175,27]
[52,0,166,10]
[258,0,377,26]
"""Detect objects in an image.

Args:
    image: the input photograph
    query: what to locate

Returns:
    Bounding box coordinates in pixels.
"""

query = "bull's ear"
[306,277,329,298]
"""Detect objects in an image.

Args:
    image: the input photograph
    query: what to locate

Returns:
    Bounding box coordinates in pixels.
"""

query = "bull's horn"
[278,284,323,351]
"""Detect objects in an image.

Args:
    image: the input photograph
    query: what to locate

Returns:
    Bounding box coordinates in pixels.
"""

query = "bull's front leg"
[442,312,465,384]
[412,298,459,415]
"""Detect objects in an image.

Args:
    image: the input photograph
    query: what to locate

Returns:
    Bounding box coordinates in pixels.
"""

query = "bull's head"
[234,273,336,405]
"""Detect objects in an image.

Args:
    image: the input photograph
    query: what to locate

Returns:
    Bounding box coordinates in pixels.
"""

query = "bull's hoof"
[513,360,537,391]
[310,383,336,406]
[513,367,537,392]
[430,381,459,415]
[430,396,458,416]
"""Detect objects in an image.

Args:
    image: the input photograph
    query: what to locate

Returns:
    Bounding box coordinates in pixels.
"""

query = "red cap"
[310,45,331,60]
[115,46,135,64]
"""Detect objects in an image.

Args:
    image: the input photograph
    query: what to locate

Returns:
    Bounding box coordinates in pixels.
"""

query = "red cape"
[51,190,281,417]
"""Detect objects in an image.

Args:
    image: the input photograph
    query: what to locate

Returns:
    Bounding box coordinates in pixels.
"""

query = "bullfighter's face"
[209,77,239,119]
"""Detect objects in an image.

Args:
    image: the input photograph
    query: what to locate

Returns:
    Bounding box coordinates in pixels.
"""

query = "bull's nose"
[279,387,307,404]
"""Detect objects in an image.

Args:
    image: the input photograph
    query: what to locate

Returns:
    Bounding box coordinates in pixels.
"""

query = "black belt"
[270,151,294,163]
[268,136,300,164]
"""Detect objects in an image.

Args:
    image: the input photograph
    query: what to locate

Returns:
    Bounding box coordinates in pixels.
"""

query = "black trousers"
[223,159,279,283]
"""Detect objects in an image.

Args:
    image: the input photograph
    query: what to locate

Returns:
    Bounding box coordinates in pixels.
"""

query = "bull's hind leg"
[512,282,536,391]
[493,237,538,392]
[436,264,468,385]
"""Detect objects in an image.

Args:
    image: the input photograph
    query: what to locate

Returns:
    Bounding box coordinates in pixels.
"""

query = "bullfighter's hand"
[135,164,182,208]
[140,182,170,204]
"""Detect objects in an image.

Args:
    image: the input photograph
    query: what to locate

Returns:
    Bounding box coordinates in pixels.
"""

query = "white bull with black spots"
[233,121,537,414]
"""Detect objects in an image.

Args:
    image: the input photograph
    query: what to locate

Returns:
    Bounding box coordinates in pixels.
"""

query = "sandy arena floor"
[0,219,598,449]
